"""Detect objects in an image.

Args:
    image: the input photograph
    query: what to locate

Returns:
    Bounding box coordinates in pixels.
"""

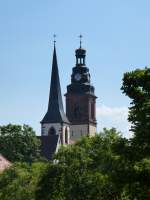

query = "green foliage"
[36,163,67,200]
[36,128,125,200]
[120,67,150,199]
[121,67,150,158]
[35,68,150,200]
[0,124,41,162]
[1,68,150,200]
[0,162,47,200]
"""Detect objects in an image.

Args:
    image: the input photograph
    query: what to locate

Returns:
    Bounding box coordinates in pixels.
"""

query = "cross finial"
[53,34,56,45]
[79,34,83,48]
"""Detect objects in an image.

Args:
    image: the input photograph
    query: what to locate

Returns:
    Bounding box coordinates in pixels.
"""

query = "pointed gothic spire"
[41,43,69,124]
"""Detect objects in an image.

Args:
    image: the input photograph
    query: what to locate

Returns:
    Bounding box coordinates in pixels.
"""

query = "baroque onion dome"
[65,36,97,131]
[67,39,95,96]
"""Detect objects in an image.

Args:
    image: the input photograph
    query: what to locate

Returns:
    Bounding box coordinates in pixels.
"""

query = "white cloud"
[96,105,132,138]
[97,105,128,118]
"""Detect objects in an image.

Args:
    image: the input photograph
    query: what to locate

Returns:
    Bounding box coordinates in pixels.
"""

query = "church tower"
[40,42,70,159]
[65,38,97,141]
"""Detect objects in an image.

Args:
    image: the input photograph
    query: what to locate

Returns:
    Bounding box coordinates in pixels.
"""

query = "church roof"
[41,45,69,124]
[38,135,59,160]
[0,154,11,172]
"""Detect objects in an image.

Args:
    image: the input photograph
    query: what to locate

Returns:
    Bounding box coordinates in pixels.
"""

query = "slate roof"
[38,135,59,160]
[41,45,69,124]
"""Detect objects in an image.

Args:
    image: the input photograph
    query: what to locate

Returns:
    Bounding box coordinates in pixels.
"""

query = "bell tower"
[65,36,97,141]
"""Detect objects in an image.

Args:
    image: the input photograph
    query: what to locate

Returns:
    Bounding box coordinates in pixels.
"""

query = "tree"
[36,66,150,200]
[121,67,150,199]
[121,67,150,158]
[36,128,126,200]
[0,162,47,200]
[0,124,41,163]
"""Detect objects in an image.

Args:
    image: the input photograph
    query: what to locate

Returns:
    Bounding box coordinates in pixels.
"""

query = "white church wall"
[41,123,62,136]
[41,123,70,145]
[89,125,97,136]
[70,124,96,141]
[70,124,88,141]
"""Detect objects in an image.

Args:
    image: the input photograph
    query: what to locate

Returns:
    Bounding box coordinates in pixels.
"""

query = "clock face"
[74,73,81,81]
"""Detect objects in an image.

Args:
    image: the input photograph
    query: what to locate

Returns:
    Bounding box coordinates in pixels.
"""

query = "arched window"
[65,127,68,144]
[48,127,56,135]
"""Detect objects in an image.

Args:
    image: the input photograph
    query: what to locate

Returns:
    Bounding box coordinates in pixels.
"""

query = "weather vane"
[53,34,56,45]
[79,34,83,48]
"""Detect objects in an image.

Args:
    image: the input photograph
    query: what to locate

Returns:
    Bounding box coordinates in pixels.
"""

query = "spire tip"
[79,34,83,48]
[53,34,56,46]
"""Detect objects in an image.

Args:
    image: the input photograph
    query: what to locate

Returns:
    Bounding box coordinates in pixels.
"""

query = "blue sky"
[0,0,150,137]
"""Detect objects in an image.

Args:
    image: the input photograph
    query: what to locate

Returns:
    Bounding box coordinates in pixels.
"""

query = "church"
[40,38,97,160]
